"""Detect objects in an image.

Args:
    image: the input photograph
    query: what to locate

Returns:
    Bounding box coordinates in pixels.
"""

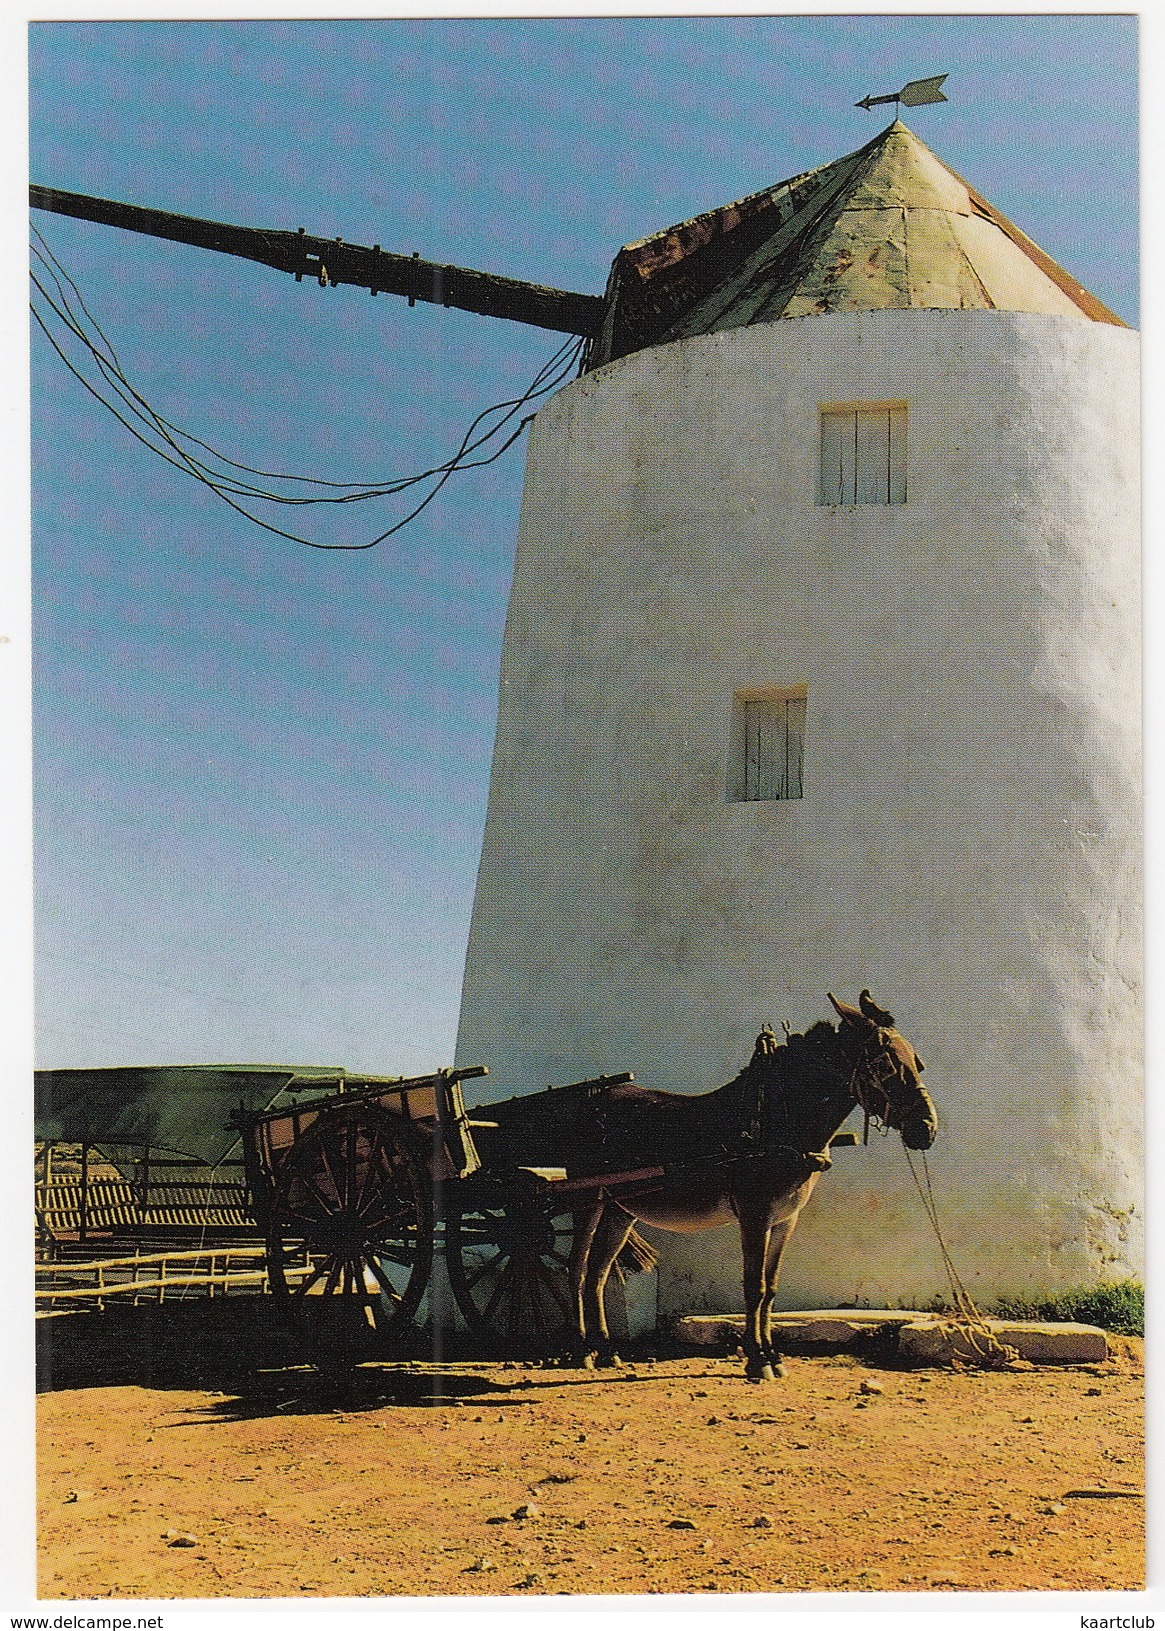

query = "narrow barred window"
[819,404,907,505]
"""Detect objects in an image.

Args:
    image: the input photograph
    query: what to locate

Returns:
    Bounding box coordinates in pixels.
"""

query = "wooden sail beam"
[30,184,605,339]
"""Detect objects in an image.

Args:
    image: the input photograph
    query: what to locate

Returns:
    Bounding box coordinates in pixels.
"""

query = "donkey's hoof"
[581,1352,598,1371]
[598,1351,623,1369]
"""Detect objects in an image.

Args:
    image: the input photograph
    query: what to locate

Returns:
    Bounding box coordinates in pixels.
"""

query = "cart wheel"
[267,1102,433,1341]
[445,1177,574,1353]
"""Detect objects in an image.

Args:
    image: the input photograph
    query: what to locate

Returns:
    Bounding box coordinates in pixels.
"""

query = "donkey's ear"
[858,989,896,1027]
[828,992,864,1026]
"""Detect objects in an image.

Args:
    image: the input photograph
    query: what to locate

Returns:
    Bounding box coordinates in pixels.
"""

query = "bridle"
[849,1027,913,1144]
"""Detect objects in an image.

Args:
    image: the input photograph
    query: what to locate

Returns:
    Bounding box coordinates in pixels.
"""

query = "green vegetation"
[992,1278,1143,1337]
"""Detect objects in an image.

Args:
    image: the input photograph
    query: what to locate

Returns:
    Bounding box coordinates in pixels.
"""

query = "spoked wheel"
[445,1177,575,1355]
[267,1102,433,1344]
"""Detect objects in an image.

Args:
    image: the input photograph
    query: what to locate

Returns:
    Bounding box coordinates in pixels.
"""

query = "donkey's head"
[828,991,937,1150]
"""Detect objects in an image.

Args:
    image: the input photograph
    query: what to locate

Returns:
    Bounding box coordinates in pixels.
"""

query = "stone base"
[675,1309,913,1349]
[672,1309,1108,1365]
[898,1317,1108,1365]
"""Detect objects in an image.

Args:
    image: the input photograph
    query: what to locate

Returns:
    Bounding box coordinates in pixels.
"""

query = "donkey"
[567,992,936,1380]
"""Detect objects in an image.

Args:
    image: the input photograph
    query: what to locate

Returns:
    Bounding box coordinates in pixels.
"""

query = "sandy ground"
[36,1300,1143,1599]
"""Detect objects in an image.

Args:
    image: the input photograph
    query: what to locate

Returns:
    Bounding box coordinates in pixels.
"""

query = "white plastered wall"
[456,309,1141,1315]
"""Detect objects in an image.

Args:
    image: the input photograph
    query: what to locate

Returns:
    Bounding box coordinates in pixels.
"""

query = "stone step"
[675,1309,915,1348]
[898,1316,1108,1365]
[673,1309,1108,1364]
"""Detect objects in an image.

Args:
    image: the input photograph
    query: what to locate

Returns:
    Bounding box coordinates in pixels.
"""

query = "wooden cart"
[36,1058,654,1350]
[234,1066,487,1339]
[235,1064,653,1351]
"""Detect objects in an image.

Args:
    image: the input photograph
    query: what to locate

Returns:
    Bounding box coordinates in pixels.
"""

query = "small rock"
[1041,1503,1067,1516]
[989,1546,1018,1558]
[516,1573,541,1589]
[859,1380,884,1396]
[575,1519,588,1529]
[163,1531,198,1548]
[512,1503,541,1520]
[465,1556,497,1574]
[667,1518,697,1530]
[1085,1387,1102,1396]
[485,1515,509,1525]
[751,1515,773,1528]
[706,1415,722,1425]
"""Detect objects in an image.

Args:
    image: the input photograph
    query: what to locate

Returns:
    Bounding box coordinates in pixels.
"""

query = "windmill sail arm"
[29,184,604,338]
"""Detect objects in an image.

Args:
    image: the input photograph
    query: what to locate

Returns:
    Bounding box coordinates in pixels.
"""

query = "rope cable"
[34,267,567,514]
[31,232,580,498]
[30,231,584,549]
[903,1146,1019,1368]
[32,258,577,504]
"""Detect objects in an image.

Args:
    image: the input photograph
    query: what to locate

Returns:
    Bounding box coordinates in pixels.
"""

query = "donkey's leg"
[583,1208,637,1367]
[737,1203,776,1381]
[567,1203,606,1367]
[756,1212,803,1379]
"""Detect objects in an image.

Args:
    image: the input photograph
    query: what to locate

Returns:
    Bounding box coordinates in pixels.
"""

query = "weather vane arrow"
[856,72,949,112]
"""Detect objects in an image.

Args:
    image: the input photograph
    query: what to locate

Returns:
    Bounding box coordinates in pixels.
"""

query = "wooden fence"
[36,1165,254,1256]
[35,1243,309,1316]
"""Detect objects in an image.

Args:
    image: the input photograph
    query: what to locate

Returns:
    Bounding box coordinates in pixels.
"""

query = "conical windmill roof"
[591,121,1125,367]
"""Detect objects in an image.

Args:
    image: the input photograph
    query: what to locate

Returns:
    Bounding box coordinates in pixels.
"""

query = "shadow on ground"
[36,1298,725,1418]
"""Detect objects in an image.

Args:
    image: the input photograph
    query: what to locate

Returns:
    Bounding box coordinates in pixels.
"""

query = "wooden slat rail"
[40,1270,274,1302]
[36,1177,251,1240]
[38,1244,268,1274]
[35,1244,308,1314]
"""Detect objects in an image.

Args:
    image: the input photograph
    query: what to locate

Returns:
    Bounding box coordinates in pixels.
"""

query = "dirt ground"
[36,1300,1143,1599]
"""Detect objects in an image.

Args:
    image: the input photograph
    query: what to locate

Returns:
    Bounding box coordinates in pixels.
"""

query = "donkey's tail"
[617,1225,660,1276]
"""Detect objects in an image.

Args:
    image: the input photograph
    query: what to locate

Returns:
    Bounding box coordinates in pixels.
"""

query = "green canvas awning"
[34,1064,347,1169]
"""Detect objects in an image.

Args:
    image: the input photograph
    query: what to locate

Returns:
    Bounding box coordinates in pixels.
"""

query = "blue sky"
[28,15,1138,1074]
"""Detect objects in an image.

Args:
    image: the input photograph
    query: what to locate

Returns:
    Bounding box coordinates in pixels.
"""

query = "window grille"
[819,404,907,505]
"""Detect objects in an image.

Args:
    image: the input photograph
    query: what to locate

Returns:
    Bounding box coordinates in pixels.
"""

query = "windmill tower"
[455,119,1141,1314]
[31,109,1141,1319]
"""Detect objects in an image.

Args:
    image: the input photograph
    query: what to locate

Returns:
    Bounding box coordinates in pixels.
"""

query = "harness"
[849,1027,907,1144]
